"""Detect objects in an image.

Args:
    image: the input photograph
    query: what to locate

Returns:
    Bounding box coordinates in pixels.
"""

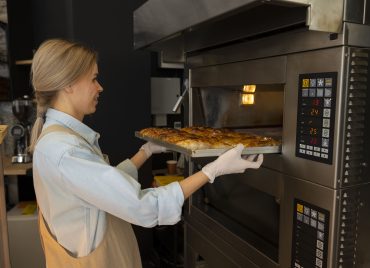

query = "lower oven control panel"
[292,199,330,268]
[295,72,337,164]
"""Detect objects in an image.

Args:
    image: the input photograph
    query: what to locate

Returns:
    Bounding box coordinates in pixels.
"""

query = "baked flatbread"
[139,126,280,150]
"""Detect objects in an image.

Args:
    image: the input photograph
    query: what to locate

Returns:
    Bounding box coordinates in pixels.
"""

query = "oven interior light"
[241,93,254,105]
[242,84,256,93]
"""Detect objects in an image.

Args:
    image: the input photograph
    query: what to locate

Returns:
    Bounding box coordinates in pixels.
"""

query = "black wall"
[32,0,151,165]
[29,0,154,262]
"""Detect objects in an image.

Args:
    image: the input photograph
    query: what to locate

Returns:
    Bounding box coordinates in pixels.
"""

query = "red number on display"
[312,99,320,106]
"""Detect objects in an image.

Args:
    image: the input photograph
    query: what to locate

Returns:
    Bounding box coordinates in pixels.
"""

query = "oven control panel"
[295,72,337,164]
[292,199,329,268]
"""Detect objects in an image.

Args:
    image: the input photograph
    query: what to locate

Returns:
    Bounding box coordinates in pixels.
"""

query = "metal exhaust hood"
[133,0,344,50]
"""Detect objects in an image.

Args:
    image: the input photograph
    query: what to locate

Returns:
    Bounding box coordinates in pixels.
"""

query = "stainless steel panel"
[135,132,281,157]
[346,23,370,47]
[187,23,370,68]
[134,0,345,49]
[134,0,259,49]
[183,4,307,53]
[283,47,345,188]
[280,176,338,267]
[191,56,286,86]
[280,177,370,267]
[150,77,181,115]
[153,35,185,68]
[187,28,336,68]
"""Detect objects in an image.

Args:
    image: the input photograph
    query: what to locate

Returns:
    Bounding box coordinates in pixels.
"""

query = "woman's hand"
[140,142,167,158]
[201,144,263,183]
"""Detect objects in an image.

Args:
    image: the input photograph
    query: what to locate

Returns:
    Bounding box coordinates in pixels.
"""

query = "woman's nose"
[98,82,103,92]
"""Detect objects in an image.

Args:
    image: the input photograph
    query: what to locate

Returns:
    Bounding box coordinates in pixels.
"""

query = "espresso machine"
[10,95,34,163]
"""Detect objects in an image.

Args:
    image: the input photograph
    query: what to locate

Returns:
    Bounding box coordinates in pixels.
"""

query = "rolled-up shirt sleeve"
[116,159,138,180]
[58,145,184,227]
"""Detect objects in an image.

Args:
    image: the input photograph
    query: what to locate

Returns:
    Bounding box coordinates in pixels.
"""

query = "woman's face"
[69,63,103,120]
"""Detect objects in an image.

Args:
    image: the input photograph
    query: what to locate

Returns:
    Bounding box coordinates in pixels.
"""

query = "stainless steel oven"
[134,1,370,267]
[183,39,370,267]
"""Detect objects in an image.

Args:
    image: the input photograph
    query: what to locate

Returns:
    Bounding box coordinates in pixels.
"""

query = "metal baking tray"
[135,132,281,158]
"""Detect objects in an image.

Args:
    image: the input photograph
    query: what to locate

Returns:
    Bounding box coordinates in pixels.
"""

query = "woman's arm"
[179,171,209,199]
[130,149,148,169]
[130,142,167,169]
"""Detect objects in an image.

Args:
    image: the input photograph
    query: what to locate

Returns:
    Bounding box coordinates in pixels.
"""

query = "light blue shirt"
[33,108,184,257]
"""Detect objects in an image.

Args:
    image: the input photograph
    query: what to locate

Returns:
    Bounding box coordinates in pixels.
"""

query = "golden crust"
[139,127,280,150]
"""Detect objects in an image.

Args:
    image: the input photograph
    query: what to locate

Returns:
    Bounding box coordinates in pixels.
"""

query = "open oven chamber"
[134,1,370,267]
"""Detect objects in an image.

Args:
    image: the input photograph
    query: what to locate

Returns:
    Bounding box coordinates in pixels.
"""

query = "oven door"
[185,162,286,268]
[183,53,287,267]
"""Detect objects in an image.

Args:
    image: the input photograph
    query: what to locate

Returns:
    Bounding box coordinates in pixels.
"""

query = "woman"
[30,39,263,268]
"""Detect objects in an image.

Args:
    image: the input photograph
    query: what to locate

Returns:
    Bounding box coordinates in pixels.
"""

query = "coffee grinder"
[10,95,34,163]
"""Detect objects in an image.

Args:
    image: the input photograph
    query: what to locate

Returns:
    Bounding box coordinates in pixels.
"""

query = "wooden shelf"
[3,157,32,176]
[15,59,32,65]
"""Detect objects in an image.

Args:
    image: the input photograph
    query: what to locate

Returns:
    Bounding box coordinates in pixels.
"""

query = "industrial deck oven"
[134,1,370,267]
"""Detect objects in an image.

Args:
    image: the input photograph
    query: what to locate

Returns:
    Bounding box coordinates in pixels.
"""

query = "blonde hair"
[29,39,97,153]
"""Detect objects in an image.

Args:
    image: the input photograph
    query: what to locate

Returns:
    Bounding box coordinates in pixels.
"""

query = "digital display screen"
[301,107,322,117]
[299,126,321,136]
[299,135,320,146]
[292,199,330,268]
[302,98,321,107]
[296,73,337,164]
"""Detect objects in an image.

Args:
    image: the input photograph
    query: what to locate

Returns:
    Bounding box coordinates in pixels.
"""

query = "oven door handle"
[172,78,189,112]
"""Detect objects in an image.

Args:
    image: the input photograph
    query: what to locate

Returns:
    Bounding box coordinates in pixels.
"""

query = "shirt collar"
[45,108,100,145]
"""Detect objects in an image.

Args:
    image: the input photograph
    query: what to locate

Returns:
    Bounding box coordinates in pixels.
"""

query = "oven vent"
[342,50,369,186]
[337,190,361,267]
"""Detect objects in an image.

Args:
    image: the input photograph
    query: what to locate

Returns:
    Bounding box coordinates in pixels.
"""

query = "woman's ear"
[64,85,74,94]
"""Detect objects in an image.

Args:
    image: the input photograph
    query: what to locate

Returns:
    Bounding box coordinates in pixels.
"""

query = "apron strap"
[36,125,86,149]
[36,124,105,158]
[37,205,46,255]
[35,124,102,255]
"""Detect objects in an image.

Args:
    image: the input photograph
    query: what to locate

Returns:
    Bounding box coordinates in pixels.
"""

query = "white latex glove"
[140,142,167,158]
[202,144,264,183]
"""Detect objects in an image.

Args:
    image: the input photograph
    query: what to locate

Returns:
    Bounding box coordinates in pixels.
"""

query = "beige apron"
[36,125,142,268]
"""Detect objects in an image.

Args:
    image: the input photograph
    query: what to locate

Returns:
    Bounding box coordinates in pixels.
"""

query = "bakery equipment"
[10,95,33,163]
[134,1,370,267]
